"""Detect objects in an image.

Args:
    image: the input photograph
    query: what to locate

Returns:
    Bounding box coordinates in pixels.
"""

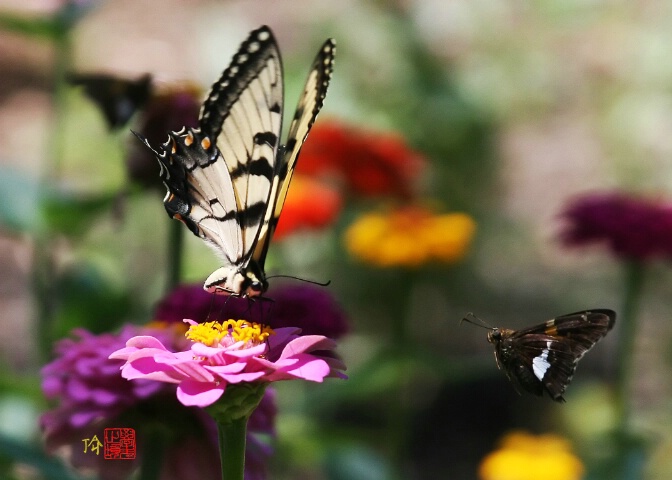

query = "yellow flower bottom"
[479,431,584,480]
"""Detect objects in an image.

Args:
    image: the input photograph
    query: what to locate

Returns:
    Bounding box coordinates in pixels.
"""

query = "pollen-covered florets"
[185,319,274,349]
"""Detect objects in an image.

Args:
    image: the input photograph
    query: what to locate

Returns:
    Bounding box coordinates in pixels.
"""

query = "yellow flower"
[344,206,476,268]
[479,431,584,480]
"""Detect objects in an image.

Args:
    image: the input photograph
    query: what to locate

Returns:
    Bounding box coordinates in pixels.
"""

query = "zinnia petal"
[258,355,331,382]
[176,379,225,407]
[278,335,337,360]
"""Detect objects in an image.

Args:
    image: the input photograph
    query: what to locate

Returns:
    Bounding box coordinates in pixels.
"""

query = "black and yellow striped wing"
[253,37,335,268]
[134,26,335,298]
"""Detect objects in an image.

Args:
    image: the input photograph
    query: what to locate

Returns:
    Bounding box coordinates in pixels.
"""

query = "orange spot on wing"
[545,321,559,336]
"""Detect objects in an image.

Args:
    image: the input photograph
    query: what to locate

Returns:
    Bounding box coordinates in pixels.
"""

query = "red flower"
[298,119,427,199]
[274,175,342,240]
[559,191,672,261]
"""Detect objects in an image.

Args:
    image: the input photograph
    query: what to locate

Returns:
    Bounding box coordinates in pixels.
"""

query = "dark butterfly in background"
[68,73,153,130]
[133,26,335,298]
[462,309,616,402]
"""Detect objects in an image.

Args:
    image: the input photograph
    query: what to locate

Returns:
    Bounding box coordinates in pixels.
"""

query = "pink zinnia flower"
[40,324,275,480]
[110,320,346,408]
[559,192,672,261]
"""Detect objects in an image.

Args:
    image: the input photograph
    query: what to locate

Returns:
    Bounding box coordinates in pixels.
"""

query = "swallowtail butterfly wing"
[134,26,335,297]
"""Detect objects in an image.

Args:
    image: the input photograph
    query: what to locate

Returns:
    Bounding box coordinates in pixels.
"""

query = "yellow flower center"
[185,320,274,348]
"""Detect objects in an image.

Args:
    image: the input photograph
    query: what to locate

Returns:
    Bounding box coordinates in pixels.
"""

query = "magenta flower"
[153,283,216,324]
[154,283,349,340]
[559,191,672,261]
[263,284,350,339]
[41,326,175,437]
[40,324,275,480]
[110,320,346,408]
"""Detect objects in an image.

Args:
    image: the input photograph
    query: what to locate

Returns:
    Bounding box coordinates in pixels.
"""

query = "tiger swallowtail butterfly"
[462,309,616,402]
[134,26,335,298]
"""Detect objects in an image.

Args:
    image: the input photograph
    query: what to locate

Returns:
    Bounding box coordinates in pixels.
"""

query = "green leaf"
[585,429,649,480]
[42,190,119,236]
[51,263,133,338]
[0,12,63,38]
[0,2,97,38]
[0,433,82,480]
[0,168,41,233]
[324,447,396,480]
[0,166,120,236]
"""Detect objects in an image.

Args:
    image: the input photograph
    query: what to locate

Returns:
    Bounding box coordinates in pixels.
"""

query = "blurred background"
[2,0,672,479]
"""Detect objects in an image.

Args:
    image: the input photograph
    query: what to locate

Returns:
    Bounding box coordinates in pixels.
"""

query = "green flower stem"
[614,261,645,434]
[139,428,167,480]
[48,31,72,178]
[608,261,647,480]
[166,219,184,291]
[388,268,417,474]
[35,21,72,358]
[217,416,248,480]
[207,383,267,480]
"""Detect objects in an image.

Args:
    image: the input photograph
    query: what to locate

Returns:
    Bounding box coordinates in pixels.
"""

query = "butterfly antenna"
[460,312,495,330]
[265,275,331,287]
